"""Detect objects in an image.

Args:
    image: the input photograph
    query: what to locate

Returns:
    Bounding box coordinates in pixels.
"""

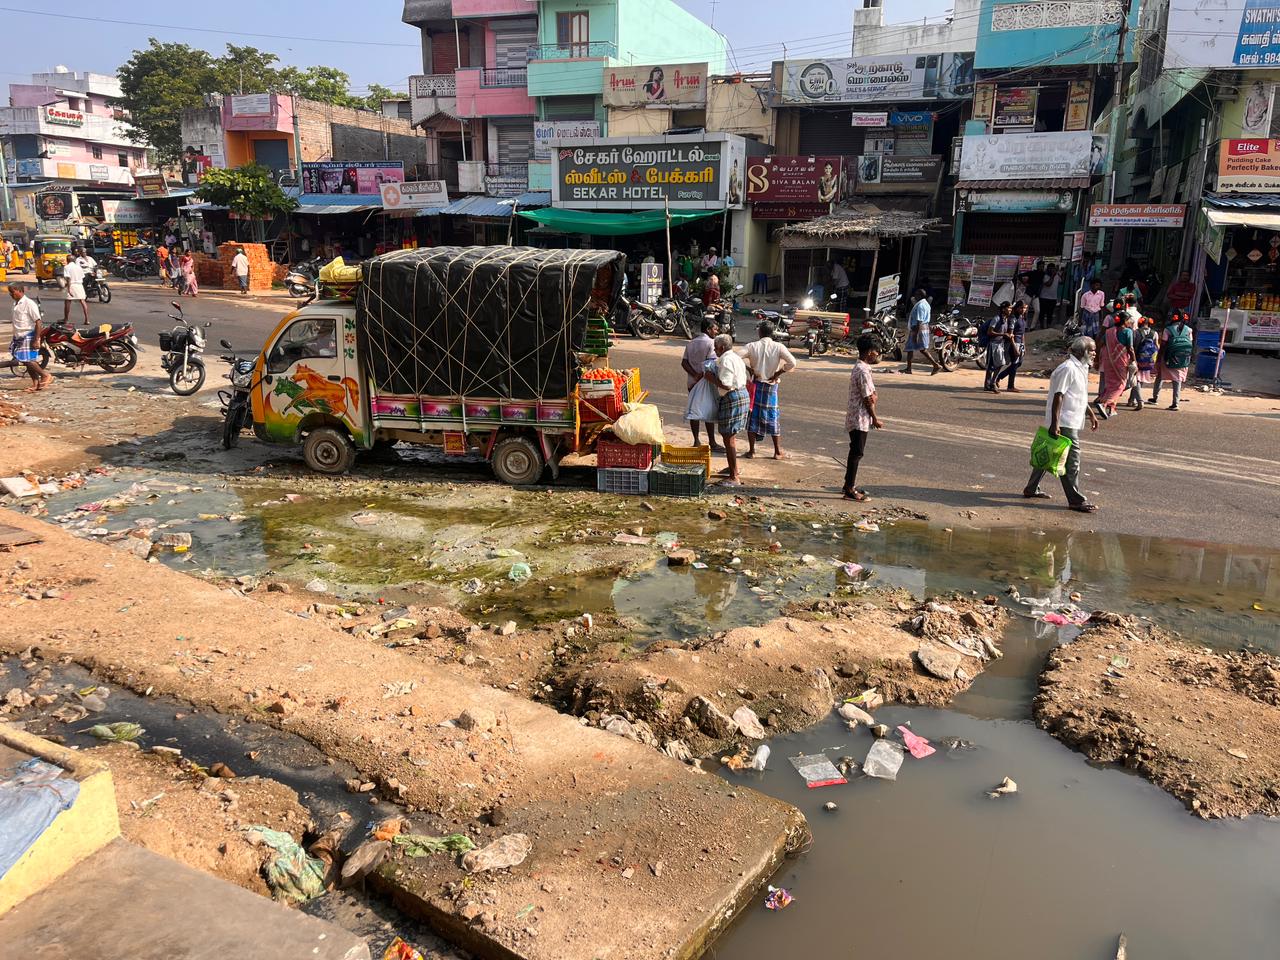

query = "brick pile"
[204,242,274,292]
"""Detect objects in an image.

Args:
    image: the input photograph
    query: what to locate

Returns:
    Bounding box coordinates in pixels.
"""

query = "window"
[91,145,102,160]
[118,152,128,167]
[267,319,338,373]
[556,11,589,56]
[65,97,80,111]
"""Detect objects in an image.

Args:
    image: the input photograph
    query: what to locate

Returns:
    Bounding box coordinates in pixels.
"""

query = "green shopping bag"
[1030,427,1072,477]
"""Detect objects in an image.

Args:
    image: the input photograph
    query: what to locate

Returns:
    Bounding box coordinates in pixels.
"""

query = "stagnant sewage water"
[24,467,1280,957]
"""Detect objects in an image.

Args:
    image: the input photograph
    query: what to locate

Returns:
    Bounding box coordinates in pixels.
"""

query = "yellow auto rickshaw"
[34,234,74,288]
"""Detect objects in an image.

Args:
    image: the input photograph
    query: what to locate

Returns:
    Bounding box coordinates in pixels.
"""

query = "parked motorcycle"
[933,308,984,372]
[286,257,325,299]
[703,283,743,342]
[628,295,687,339]
[39,316,139,373]
[120,247,158,281]
[859,297,903,360]
[217,338,257,449]
[798,293,842,358]
[82,266,112,304]
[159,301,209,395]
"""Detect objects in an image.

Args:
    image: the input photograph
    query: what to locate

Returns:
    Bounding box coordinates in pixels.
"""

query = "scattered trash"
[612,533,652,546]
[853,520,880,533]
[393,833,477,857]
[244,826,327,902]
[764,885,793,911]
[1110,656,1130,669]
[1227,748,1250,761]
[488,548,522,559]
[507,562,532,583]
[823,801,838,812]
[340,839,391,886]
[1114,933,1128,960]
[988,776,1018,798]
[840,562,865,578]
[580,613,594,634]
[898,726,936,759]
[654,531,680,548]
[870,723,889,739]
[799,554,816,565]
[845,688,882,707]
[84,721,143,743]
[691,562,709,569]
[382,937,427,960]
[746,744,770,771]
[863,740,906,780]
[461,833,532,873]
[837,702,874,726]
[461,578,484,594]
[0,476,40,498]
[732,705,766,739]
[788,753,847,788]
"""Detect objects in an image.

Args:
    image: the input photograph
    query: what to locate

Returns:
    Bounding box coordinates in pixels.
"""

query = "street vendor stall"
[1201,198,1280,352]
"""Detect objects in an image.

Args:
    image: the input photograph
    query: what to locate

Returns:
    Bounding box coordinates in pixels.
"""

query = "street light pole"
[0,138,14,222]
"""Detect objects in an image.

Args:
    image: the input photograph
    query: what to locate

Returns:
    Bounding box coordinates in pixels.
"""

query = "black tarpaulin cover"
[356,246,623,401]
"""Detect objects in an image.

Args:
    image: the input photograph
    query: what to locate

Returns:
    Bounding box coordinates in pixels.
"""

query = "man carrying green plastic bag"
[1023,337,1101,513]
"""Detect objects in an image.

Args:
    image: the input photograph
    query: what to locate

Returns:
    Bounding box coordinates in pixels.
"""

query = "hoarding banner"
[134,173,169,199]
[533,120,600,161]
[552,136,746,210]
[35,190,72,221]
[949,254,974,280]
[963,188,1076,213]
[1217,138,1280,192]
[851,112,889,127]
[779,53,975,104]
[968,280,994,307]
[972,255,997,280]
[301,161,405,196]
[993,87,1037,128]
[1065,79,1093,131]
[230,93,273,117]
[875,273,902,312]
[1088,203,1187,228]
[750,201,833,220]
[1165,0,1280,69]
[973,82,997,123]
[602,63,707,107]
[380,180,449,210]
[957,132,1102,181]
[101,199,154,225]
[854,154,942,189]
[996,255,1022,279]
[746,156,841,203]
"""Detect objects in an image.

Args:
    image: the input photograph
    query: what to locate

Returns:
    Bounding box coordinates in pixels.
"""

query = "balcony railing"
[486,163,529,179]
[480,68,528,88]
[410,74,457,98]
[527,41,617,61]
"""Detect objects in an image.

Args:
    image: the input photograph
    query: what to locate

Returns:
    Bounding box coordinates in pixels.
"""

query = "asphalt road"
[52,279,1280,549]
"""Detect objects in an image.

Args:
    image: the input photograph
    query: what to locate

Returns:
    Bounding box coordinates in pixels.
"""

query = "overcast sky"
[0,0,955,94]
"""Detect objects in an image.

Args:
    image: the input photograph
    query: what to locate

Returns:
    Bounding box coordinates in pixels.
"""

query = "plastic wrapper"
[863,740,906,780]
[788,753,847,788]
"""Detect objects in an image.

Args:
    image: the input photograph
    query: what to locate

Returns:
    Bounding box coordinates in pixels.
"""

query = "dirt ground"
[1035,615,1280,819]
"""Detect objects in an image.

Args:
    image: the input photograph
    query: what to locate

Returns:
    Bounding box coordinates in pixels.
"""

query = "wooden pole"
[865,244,880,315]
[665,196,674,299]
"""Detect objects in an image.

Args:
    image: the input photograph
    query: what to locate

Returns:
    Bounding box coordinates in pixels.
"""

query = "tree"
[195,164,297,240]
[277,66,361,108]
[214,45,283,94]
[361,84,398,112]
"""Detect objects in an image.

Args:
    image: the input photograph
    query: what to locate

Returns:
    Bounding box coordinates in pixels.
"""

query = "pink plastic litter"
[1042,612,1069,625]
[897,725,936,759]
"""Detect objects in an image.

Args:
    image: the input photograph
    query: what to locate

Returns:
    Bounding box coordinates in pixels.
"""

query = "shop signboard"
[302,161,405,196]
[641,263,664,305]
[1217,139,1280,192]
[1165,0,1280,69]
[747,155,841,210]
[1065,80,1093,131]
[963,189,1077,213]
[17,158,43,178]
[134,173,169,199]
[552,135,747,210]
[89,164,110,182]
[779,53,975,105]
[851,112,889,127]
[889,110,933,157]
[379,180,449,211]
[101,199,153,225]
[1243,311,1280,341]
[993,87,1037,129]
[1088,203,1187,228]
[854,154,942,192]
[875,273,902,312]
[35,190,72,221]
[533,120,600,161]
[43,105,84,127]
[958,132,1101,181]
[968,280,994,307]
[230,93,273,117]
[1197,207,1226,263]
[1071,230,1085,261]
[602,63,707,107]
[972,82,997,124]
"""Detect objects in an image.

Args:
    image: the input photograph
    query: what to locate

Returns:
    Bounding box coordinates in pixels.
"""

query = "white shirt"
[11,295,40,338]
[76,255,97,271]
[715,349,748,392]
[744,337,796,382]
[62,260,85,287]
[832,263,849,288]
[1045,356,1090,431]
[232,253,250,277]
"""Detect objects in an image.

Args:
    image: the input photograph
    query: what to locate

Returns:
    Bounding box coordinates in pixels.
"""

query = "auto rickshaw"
[34,234,74,288]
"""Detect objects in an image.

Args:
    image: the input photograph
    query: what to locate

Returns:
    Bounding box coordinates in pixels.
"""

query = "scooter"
[159,301,209,395]
[38,308,138,373]
[217,338,258,449]
[285,257,325,299]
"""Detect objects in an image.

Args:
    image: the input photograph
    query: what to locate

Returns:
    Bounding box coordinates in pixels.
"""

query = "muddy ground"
[1035,615,1280,819]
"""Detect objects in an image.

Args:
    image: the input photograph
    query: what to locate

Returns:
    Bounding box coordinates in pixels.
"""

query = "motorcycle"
[217,338,258,449]
[703,283,744,342]
[82,266,112,304]
[120,247,158,281]
[285,257,325,299]
[933,308,984,372]
[859,297,904,360]
[798,293,842,358]
[628,295,687,339]
[159,301,209,395]
[39,314,139,373]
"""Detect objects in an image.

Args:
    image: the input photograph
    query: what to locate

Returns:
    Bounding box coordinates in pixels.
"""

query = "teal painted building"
[974,0,1139,69]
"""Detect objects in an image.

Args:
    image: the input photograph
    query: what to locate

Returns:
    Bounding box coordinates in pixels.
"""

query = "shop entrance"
[962,213,1066,257]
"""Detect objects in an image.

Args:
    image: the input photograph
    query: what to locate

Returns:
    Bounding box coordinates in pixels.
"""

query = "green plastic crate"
[648,463,706,498]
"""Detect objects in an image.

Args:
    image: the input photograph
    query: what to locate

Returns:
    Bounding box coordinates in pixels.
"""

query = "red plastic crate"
[579,392,625,423]
[597,438,654,470]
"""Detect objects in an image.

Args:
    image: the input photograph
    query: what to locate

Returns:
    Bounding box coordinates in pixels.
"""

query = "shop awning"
[438,195,521,218]
[516,207,721,236]
[1204,208,1280,230]
[775,204,940,251]
[956,178,1092,190]
[293,194,381,215]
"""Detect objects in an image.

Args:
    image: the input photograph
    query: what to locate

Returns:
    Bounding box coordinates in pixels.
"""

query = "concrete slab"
[0,838,370,960]
[0,512,808,960]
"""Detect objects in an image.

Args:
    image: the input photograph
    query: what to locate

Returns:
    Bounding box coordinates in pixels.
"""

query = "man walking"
[232,247,250,295]
[842,334,883,502]
[1163,270,1196,316]
[904,289,940,375]
[8,283,52,391]
[1024,336,1100,513]
[61,249,89,325]
[744,319,797,459]
[997,300,1028,392]
[681,317,720,452]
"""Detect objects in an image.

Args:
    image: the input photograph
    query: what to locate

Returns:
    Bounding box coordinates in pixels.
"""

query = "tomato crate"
[649,463,706,498]
[596,467,650,495]
[578,392,625,423]
[596,438,654,470]
[659,443,712,479]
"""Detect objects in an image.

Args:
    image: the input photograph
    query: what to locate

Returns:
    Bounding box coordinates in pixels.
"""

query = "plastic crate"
[660,443,712,479]
[579,391,626,423]
[649,463,706,498]
[597,467,650,495]
[597,438,654,470]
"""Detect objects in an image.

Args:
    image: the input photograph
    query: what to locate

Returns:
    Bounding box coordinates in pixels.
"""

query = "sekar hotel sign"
[551,134,747,210]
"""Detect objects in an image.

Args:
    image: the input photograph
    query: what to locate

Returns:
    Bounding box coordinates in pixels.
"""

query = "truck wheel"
[303,427,356,474]
[491,436,544,485]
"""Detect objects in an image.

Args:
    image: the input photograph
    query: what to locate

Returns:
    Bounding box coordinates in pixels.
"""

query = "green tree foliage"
[116,40,371,163]
[195,163,298,220]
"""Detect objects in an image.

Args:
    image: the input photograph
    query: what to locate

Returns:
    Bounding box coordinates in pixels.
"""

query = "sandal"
[1069,502,1098,513]
[1022,490,1051,499]
[842,490,870,502]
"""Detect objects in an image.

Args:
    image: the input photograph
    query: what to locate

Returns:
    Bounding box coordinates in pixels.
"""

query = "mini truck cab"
[248,246,638,485]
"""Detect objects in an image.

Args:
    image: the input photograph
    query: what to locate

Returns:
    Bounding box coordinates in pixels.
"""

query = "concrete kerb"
[0,511,809,960]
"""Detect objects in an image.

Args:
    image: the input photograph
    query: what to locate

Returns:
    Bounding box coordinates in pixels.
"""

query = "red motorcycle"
[39,319,139,373]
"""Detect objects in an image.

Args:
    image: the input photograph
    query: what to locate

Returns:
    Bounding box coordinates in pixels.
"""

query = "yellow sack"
[318,257,362,284]
[610,402,664,446]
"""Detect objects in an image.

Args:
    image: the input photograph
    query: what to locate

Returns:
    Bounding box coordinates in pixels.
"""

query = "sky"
[0,0,956,95]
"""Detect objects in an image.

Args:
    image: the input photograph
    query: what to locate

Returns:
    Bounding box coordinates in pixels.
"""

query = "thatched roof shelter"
[775,204,941,251]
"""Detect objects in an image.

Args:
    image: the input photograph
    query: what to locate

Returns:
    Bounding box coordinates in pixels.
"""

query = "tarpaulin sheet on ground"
[356,246,623,401]
[516,207,720,236]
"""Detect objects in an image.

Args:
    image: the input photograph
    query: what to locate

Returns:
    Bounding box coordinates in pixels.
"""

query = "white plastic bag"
[611,402,664,445]
[685,378,718,423]
[863,740,905,780]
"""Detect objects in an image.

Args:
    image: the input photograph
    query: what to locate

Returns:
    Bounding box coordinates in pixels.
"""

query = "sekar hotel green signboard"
[550,133,747,211]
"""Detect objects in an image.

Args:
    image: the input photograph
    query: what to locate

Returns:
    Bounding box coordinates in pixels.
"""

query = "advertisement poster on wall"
[602,63,707,107]
[854,155,942,191]
[968,280,994,307]
[134,173,169,199]
[875,273,902,312]
[1217,139,1280,191]
[1165,0,1280,69]
[533,120,601,161]
[301,161,405,195]
[958,132,1101,181]
[972,82,997,124]
[230,93,273,117]
[101,199,154,225]
[552,135,746,210]
[993,87,1038,128]
[747,155,841,219]
[780,53,975,104]
[1065,79,1093,131]
[35,190,73,221]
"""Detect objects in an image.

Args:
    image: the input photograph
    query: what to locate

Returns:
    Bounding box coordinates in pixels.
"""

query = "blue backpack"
[1136,329,1159,368]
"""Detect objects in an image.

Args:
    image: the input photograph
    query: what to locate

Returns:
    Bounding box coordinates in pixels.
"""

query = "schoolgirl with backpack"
[1152,311,1194,410]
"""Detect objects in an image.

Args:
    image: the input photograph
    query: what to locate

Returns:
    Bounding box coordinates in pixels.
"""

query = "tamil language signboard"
[533,120,600,161]
[134,173,169,199]
[380,180,449,211]
[602,63,707,107]
[746,155,841,220]
[302,161,404,196]
[779,53,974,104]
[551,134,747,210]
[1088,203,1187,228]
[1165,0,1280,68]
[1217,138,1280,192]
[957,132,1101,181]
[854,155,943,192]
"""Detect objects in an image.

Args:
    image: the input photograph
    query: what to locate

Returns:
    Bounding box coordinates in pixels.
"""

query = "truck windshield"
[267,318,338,373]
